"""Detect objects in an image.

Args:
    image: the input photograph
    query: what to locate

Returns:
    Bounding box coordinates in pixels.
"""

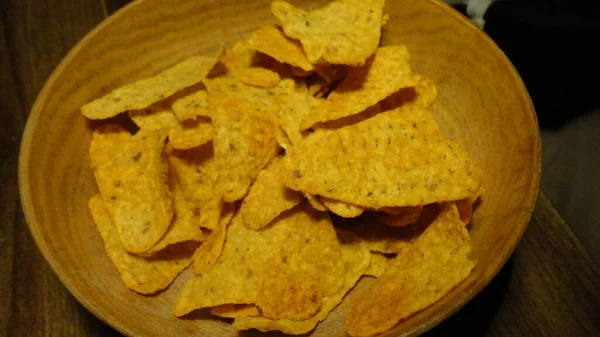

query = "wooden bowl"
[19,0,541,336]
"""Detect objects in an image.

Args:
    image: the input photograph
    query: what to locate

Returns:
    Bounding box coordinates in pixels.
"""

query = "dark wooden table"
[1,1,600,336]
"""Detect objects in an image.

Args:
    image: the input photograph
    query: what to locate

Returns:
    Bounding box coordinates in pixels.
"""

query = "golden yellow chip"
[241,156,303,230]
[173,203,345,317]
[164,143,220,229]
[237,67,281,88]
[142,174,205,256]
[377,206,423,227]
[91,127,172,254]
[364,252,391,278]
[322,197,366,218]
[193,201,234,274]
[346,203,475,337]
[171,90,210,121]
[232,229,370,334]
[210,92,280,202]
[82,54,220,119]
[300,45,416,130]
[168,117,213,150]
[271,0,384,65]
[211,304,260,318]
[285,108,483,209]
[88,195,195,294]
[247,26,314,71]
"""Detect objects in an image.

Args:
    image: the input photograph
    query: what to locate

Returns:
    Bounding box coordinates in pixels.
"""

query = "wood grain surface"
[1,1,599,337]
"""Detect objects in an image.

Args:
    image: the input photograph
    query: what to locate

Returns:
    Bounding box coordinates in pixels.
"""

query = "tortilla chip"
[237,67,281,88]
[88,195,195,294]
[346,203,475,337]
[164,143,220,229]
[247,26,314,72]
[143,174,205,256]
[271,0,384,65]
[193,201,234,274]
[171,90,210,121]
[91,127,172,254]
[232,229,370,334]
[82,54,220,119]
[210,92,280,202]
[173,203,345,317]
[241,156,303,230]
[364,252,392,278]
[168,117,213,150]
[285,108,483,209]
[322,197,365,218]
[211,304,260,318]
[377,206,423,227]
[300,45,416,130]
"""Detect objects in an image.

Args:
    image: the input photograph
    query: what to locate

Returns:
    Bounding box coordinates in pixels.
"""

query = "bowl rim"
[18,0,541,336]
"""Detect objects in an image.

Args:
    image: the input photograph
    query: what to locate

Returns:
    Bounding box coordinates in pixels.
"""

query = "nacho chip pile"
[82,0,483,335]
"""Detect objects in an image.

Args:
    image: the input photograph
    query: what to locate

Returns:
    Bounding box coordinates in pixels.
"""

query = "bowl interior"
[19,0,540,336]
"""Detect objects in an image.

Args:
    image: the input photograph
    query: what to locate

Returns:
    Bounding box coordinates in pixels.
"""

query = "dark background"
[456,0,600,129]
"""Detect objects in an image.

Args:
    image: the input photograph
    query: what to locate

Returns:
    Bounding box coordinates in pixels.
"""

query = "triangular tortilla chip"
[142,173,205,256]
[88,195,195,294]
[91,127,172,254]
[173,203,345,317]
[346,203,475,337]
[232,229,370,334]
[164,143,220,230]
[271,0,384,65]
[210,92,280,202]
[285,108,483,209]
[247,26,314,71]
[193,201,234,274]
[300,45,416,130]
[82,54,220,119]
